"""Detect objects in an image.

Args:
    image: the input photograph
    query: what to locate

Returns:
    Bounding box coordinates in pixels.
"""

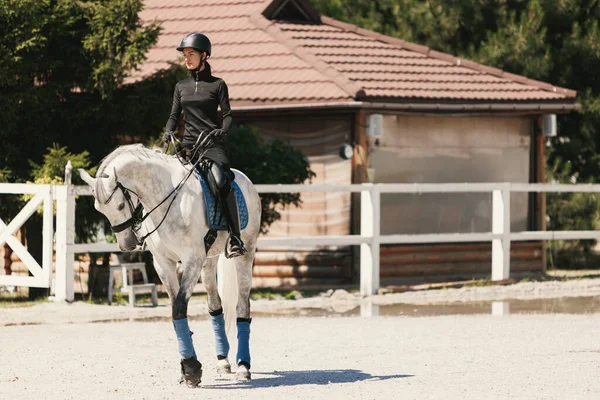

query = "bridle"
[103,133,215,244]
[103,181,144,234]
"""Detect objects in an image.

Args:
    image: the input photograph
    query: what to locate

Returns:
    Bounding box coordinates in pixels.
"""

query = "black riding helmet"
[177,33,211,56]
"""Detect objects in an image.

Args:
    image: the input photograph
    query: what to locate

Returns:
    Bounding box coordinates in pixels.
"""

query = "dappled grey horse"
[79,144,261,387]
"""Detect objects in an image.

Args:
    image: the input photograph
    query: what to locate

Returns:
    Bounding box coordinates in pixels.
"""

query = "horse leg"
[234,249,255,381]
[172,255,205,388]
[150,255,201,385]
[201,256,231,374]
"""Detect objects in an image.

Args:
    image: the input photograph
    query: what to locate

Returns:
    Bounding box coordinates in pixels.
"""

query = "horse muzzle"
[116,231,140,252]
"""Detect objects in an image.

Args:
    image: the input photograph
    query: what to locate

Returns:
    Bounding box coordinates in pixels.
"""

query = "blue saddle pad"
[193,170,248,232]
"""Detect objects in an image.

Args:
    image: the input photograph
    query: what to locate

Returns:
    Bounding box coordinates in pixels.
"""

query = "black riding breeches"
[209,159,233,199]
[202,146,230,168]
[192,145,234,199]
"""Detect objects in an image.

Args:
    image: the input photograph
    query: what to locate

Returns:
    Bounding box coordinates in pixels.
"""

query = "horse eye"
[117,203,125,211]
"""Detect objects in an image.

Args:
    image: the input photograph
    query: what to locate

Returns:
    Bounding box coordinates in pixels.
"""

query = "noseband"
[104,181,144,234]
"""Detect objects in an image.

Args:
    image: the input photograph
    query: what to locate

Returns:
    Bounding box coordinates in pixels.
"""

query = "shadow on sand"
[202,369,413,389]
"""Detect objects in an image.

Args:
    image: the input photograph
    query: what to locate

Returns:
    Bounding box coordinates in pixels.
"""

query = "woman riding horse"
[160,33,253,385]
[163,32,246,259]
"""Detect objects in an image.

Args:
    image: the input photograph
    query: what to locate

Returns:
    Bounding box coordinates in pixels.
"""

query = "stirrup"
[225,235,247,259]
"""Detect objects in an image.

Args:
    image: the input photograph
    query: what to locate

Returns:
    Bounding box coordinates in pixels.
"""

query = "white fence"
[0,184,54,288]
[3,181,600,301]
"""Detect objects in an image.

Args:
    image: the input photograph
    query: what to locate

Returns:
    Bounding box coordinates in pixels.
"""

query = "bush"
[546,158,600,269]
[225,125,316,233]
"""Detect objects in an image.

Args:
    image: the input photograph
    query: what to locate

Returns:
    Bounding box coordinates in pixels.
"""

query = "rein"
[106,133,214,244]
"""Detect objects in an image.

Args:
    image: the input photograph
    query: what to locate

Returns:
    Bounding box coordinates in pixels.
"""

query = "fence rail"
[4,181,600,300]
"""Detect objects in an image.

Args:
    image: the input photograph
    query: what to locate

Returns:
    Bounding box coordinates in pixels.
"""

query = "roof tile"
[141,3,264,21]
[362,81,543,92]
[336,64,478,74]
[367,89,566,100]
[155,18,258,33]
[213,55,308,71]
[156,31,275,48]
[145,0,265,7]
[232,82,351,101]
[225,68,330,85]
[346,72,503,83]
[319,54,455,66]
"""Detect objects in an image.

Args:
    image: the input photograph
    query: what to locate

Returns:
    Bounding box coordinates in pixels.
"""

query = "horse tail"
[217,253,238,337]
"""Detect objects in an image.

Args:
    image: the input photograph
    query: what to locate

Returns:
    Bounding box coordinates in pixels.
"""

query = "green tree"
[226,125,316,233]
[0,0,161,182]
[28,144,101,242]
[546,157,600,268]
[0,168,22,224]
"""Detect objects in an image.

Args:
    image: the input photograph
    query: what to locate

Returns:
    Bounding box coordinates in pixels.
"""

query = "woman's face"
[182,48,204,70]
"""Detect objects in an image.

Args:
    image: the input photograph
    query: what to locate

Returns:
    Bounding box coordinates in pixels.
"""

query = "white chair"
[108,255,157,307]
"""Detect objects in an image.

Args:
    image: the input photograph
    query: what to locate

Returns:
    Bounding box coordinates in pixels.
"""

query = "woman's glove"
[162,131,175,143]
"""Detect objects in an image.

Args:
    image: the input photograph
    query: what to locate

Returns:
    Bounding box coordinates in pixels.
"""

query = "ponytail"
[204,61,212,75]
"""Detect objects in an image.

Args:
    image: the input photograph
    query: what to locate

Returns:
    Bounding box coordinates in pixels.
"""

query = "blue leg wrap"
[236,320,251,366]
[173,318,197,359]
[211,313,230,357]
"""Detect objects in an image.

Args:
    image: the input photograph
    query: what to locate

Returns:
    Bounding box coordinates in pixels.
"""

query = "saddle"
[192,169,248,232]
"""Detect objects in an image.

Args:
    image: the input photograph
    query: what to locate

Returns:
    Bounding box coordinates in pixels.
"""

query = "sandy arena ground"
[1,279,600,400]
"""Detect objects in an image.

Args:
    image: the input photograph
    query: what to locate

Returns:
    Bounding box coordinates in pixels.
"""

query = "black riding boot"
[220,189,247,258]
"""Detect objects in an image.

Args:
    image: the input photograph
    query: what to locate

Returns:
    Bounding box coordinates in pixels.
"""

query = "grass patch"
[464,279,495,288]
[250,288,328,301]
[0,295,49,309]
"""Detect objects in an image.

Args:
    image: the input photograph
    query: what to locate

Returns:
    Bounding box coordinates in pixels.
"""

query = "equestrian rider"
[163,32,246,258]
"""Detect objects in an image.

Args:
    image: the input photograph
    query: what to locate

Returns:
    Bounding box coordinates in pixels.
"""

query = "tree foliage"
[0,0,161,183]
[225,125,316,233]
[28,144,102,242]
[546,157,600,268]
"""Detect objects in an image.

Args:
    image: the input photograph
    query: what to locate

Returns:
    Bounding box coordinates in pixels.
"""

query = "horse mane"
[96,144,170,177]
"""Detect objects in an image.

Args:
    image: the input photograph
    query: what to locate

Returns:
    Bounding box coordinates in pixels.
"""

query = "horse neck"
[114,155,176,206]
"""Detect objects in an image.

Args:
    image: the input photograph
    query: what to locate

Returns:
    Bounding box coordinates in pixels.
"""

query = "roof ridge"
[320,16,577,99]
[249,12,365,99]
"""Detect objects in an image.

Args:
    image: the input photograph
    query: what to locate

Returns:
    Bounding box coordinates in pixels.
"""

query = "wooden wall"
[370,114,533,234]
[241,111,545,287]
[366,113,544,284]
[244,113,355,286]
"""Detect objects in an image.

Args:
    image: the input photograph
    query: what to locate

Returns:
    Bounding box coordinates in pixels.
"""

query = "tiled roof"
[133,0,577,108]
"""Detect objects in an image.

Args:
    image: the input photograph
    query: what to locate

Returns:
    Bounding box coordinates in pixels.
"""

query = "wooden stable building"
[134,0,580,286]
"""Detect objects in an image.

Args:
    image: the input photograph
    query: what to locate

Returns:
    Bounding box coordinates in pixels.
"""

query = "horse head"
[79,167,142,251]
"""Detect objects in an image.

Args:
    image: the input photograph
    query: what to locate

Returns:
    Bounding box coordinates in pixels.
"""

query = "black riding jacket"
[165,68,233,147]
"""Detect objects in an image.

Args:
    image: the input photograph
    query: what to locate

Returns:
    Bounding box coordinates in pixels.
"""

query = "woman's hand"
[163,130,175,143]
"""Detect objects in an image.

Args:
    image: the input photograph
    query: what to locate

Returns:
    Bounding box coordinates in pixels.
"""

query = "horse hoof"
[180,357,203,388]
[216,358,231,374]
[236,364,251,381]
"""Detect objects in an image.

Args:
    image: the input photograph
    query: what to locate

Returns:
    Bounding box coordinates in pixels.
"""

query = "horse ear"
[79,169,95,187]
[109,167,118,189]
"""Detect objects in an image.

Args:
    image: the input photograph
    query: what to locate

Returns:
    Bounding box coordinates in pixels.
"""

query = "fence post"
[54,184,75,301]
[360,184,380,296]
[492,183,511,281]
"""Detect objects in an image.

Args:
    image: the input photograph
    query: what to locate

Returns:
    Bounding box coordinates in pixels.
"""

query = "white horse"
[79,144,261,386]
